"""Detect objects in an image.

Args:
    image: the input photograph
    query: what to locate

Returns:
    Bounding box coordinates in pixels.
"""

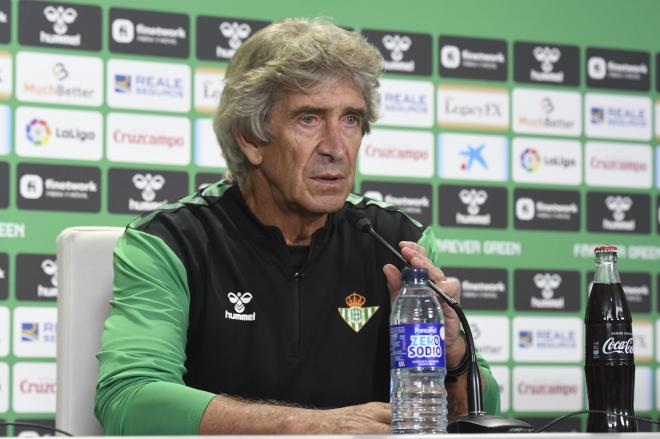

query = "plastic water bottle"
[390,267,448,434]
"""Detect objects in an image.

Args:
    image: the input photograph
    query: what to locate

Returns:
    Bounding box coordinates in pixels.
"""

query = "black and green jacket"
[95,180,500,435]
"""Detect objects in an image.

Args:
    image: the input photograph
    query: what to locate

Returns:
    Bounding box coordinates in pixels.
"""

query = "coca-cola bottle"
[585,245,636,432]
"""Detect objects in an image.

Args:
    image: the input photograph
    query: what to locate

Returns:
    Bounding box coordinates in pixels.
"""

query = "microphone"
[345,208,532,433]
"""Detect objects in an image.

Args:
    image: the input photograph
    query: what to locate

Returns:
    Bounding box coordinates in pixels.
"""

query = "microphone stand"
[357,217,532,433]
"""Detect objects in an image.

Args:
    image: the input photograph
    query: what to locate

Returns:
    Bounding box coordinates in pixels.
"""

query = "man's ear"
[236,131,263,166]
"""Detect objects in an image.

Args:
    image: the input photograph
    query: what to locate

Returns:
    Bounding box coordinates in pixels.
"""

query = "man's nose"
[317,119,349,161]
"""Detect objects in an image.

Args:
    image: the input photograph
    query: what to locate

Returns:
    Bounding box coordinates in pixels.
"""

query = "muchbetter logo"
[361,181,432,226]
[512,89,581,137]
[225,291,255,321]
[532,273,564,308]
[604,195,634,231]
[457,189,489,225]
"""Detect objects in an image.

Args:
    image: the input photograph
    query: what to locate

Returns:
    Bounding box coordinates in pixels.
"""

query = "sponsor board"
[0,307,8,356]
[107,59,191,113]
[585,93,651,141]
[490,366,510,411]
[0,105,9,155]
[15,254,57,301]
[363,29,431,76]
[0,51,11,98]
[438,133,508,182]
[511,137,581,185]
[586,47,650,91]
[514,42,579,86]
[514,188,580,231]
[107,112,191,165]
[18,0,101,51]
[512,88,581,137]
[196,16,270,61]
[0,362,7,413]
[0,0,9,43]
[0,222,25,239]
[635,366,653,412]
[109,8,189,58]
[443,267,507,310]
[438,184,507,229]
[13,307,56,358]
[438,35,507,81]
[108,168,189,214]
[16,163,100,212]
[14,419,56,437]
[194,118,225,168]
[514,270,580,311]
[586,191,650,234]
[656,101,660,140]
[360,180,432,226]
[587,271,651,313]
[194,67,224,113]
[196,172,224,191]
[630,320,652,362]
[437,85,509,131]
[513,316,582,362]
[12,362,56,413]
[15,106,103,161]
[513,366,583,412]
[466,315,509,362]
[376,79,433,128]
[0,253,7,300]
[0,161,7,208]
[359,129,433,178]
[16,51,102,107]
[585,141,652,189]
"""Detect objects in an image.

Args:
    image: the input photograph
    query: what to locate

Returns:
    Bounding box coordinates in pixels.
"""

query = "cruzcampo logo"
[338,292,379,333]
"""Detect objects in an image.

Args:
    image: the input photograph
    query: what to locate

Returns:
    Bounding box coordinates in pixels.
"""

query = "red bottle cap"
[594,245,618,253]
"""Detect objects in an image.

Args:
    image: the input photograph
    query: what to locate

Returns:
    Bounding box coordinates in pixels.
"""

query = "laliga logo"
[533,273,561,299]
[458,189,487,215]
[605,195,632,222]
[533,46,561,73]
[219,22,251,49]
[41,259,57,287]
[43,6,78,35]
[227,292,252,313]
[132,173,165,202]
[382,34,411,62]
[602,337,634,355]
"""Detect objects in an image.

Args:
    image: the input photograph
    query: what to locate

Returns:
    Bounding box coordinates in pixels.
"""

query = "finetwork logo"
[586,48,650,91]
[361,181,432,226]
[109,8,189,58]
[514,188,580,231]
[439,35,507,81]
[20,174,44,199]
[445,267,508,310]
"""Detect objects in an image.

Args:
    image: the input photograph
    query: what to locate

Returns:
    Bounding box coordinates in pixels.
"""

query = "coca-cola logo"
[602,337,634,355]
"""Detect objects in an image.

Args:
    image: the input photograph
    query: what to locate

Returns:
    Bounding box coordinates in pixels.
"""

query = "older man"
[95,18,499,435]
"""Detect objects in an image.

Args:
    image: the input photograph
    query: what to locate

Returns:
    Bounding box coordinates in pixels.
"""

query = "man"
[95,18,499,435]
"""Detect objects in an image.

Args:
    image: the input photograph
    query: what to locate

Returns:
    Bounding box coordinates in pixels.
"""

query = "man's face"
[253,79,366,216]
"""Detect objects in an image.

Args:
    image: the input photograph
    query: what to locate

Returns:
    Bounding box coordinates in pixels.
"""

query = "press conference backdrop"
[0,0,659,434]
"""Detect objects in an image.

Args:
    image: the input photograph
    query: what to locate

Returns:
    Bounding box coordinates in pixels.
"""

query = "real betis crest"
[338,292,379,333]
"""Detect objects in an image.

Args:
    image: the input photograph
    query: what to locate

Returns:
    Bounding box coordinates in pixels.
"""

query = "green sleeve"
[417,226,501,416]
[95,228,215,435]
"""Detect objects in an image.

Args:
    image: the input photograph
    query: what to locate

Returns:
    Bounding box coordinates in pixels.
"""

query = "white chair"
[55,226,124,436]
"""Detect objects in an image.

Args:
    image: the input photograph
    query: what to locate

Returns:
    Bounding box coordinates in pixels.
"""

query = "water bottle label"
[390,323,445,369]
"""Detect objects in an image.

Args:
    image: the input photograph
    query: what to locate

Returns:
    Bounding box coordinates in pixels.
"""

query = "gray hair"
[213,18,383,183]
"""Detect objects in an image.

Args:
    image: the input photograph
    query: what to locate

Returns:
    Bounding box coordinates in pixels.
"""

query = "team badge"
[338,292,379,333]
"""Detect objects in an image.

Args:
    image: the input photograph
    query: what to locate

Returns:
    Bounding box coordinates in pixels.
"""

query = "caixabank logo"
[15,254,57,301]
[0,161,8,209]
[586,191,650,234]
[0,252,8,300]
[363,29,431,76]
[586,47,650,91]
[17,163,100,212]
[513,41,579,86]
[438,133,509,182]
[438,184,507,228]
[443,267,507,310]
[514,188,580,231]
[0,0,10,44]
[514,269,580,311]
[439,35,507,81]
[587,271,651,313]
[110,8,189,58]
[18,0,101,51]
[196,16,270,61]
[108,168,189,214]
[360,180,432,226]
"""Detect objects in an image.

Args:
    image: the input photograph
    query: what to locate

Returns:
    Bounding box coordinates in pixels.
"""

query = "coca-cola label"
[390,323,445,369]
[586,323,634,363]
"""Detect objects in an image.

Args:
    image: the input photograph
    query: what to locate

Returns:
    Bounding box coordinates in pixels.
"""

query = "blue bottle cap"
[401,267,429,282]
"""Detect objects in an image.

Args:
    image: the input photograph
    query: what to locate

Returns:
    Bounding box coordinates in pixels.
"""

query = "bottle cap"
[594,245,618,254]
[401,267,429,282]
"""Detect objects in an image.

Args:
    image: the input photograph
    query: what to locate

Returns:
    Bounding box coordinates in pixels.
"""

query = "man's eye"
[345,115,361,126]
[300,115,318,125]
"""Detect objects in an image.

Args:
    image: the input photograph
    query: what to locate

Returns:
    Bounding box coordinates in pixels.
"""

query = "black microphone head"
[344,209,372,233]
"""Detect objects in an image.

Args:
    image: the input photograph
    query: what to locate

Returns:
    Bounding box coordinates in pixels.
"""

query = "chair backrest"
[55,226,124,436]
